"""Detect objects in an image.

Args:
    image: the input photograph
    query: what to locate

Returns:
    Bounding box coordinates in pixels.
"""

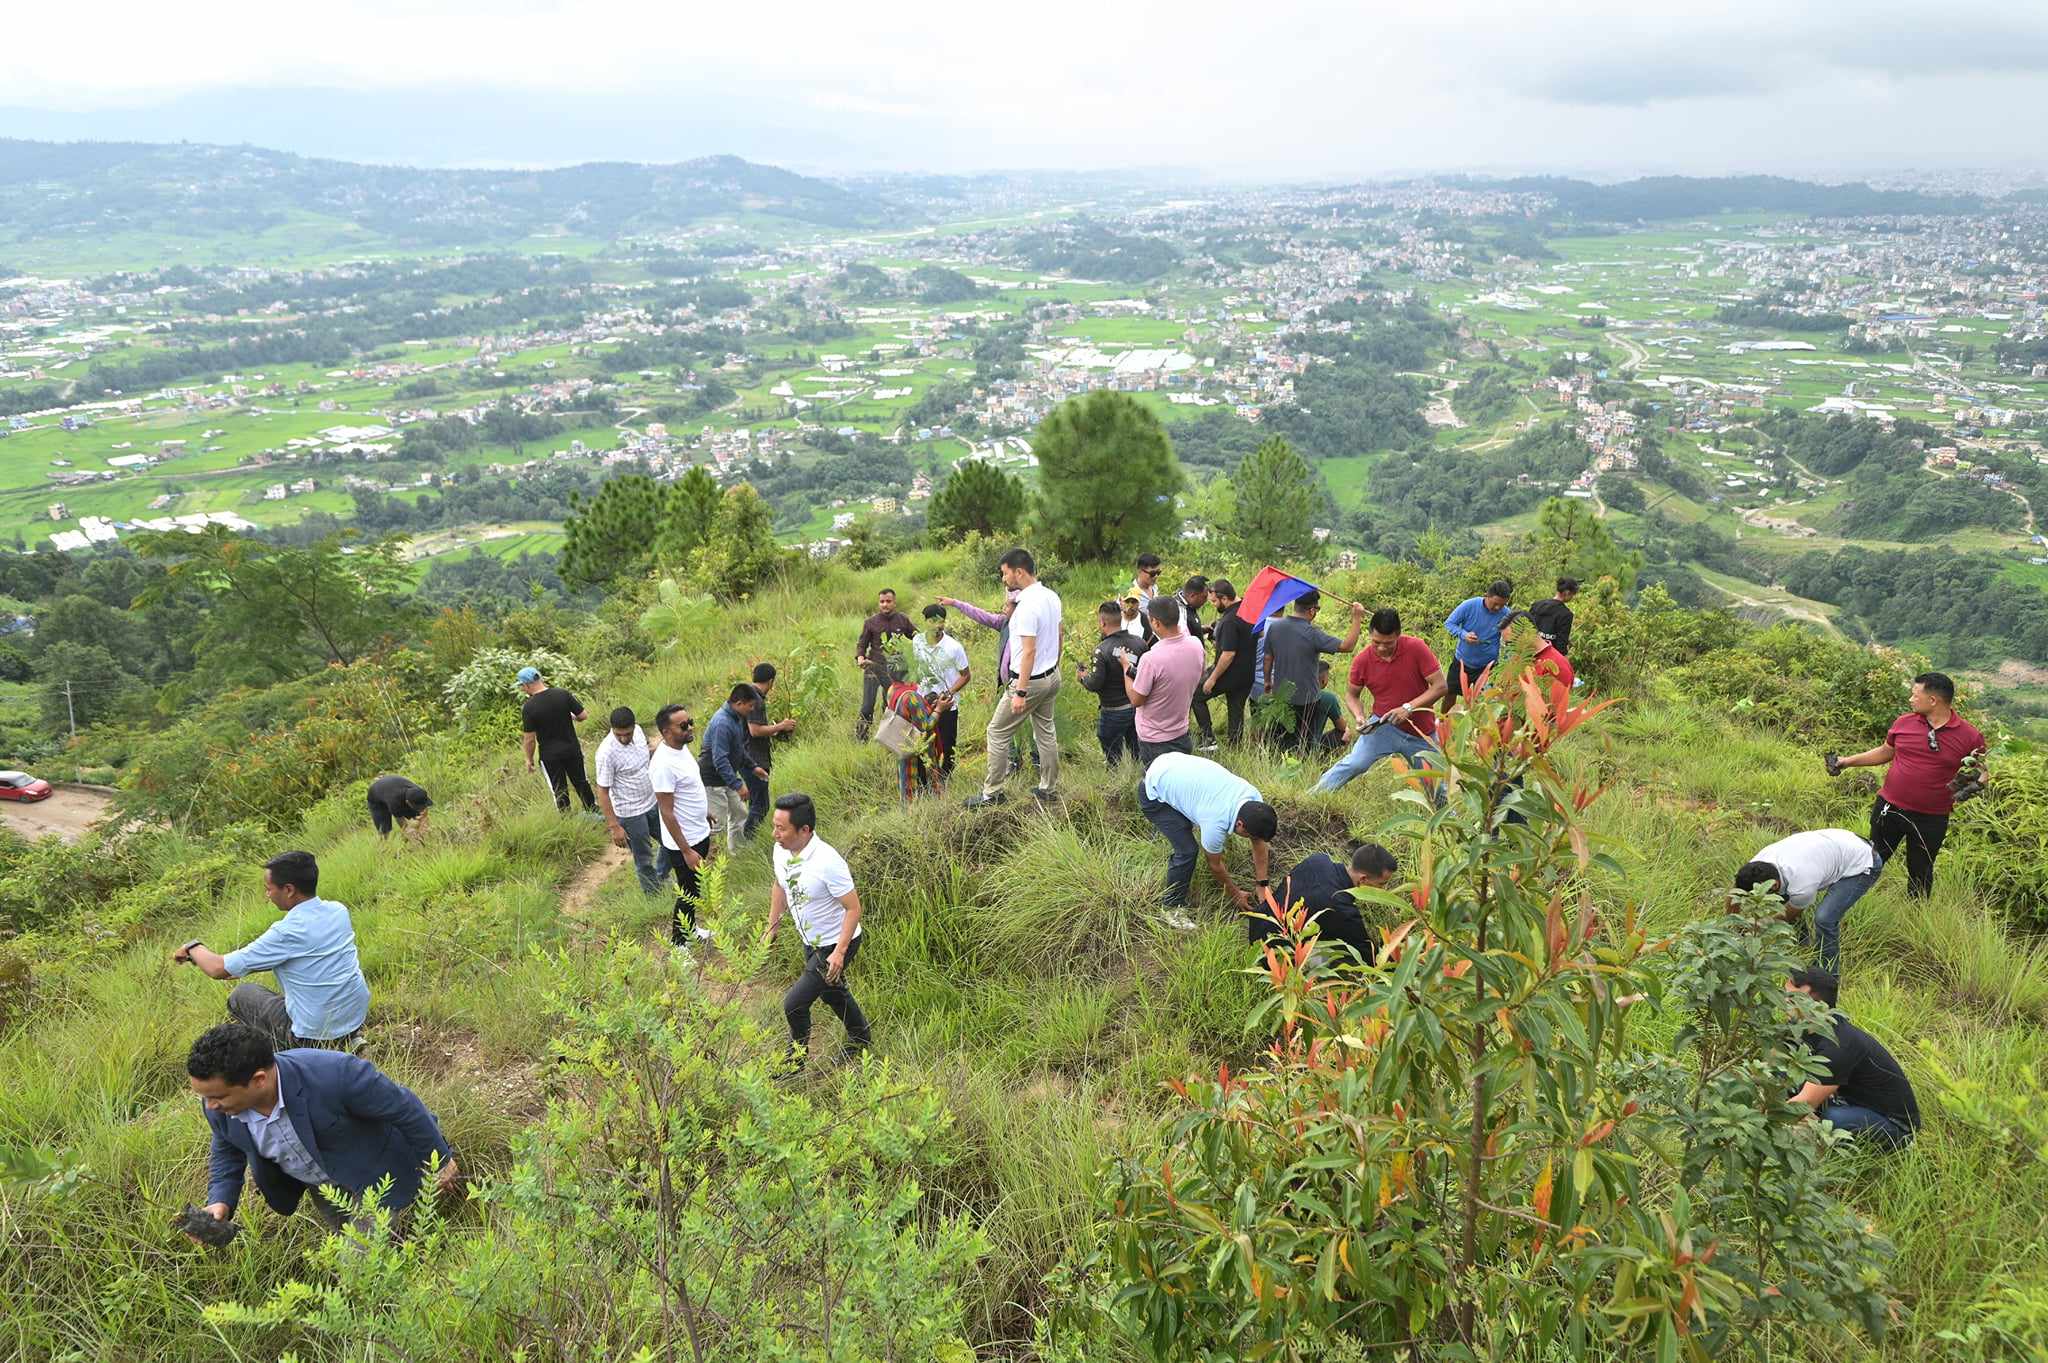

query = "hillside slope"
[1,548,2045,1360]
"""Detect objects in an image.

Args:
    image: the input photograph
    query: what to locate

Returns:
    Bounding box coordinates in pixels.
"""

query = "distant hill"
[0,139,899,252]
[1466,174,1983,220]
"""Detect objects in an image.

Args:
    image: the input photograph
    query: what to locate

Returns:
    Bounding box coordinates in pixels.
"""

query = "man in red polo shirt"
[1828,671,1987,898]
[1312,607,1447,794]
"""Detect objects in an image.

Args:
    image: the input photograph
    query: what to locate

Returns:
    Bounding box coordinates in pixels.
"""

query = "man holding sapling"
[1733,829,1881,975]
[173,851,369,1052]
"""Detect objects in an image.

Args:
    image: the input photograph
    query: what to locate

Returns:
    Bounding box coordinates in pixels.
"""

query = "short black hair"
[1294,590,1321,614]
[1147,595,1182,627]
[1790,966,1839,1008]
[774,792,817,832]
[728,683,757,706]
[187,1024,274,1086]
[610,705,636,728]
[922,603,947,622]
[1369,607,1402,635]
[752,662,777,684]
[1318,659,1332,677]
[1487,579,1514,599]
[1236,800,1278,841]
[1134,552,1162,570]
[1351,842,1398,878]
[1098,600,1122,619]
[1913,671,1956,703]
[264,850,318,898]
[998,547,1035,573]
[1734,861,1783,895]
[1501,609,1532,630]
[878,587,898,598]
[1182,574,1208,594]
[1556,577,1580,594]
[655,703,690,736]
[1210,578,1236,600]
[404,787,433,814]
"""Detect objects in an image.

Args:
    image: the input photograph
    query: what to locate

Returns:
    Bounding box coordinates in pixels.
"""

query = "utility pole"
[64,680,78,783]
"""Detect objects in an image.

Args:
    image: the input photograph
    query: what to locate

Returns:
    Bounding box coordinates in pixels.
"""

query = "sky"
[6,0,2048,179]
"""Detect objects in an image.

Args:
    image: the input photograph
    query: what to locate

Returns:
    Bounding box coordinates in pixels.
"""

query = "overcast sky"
[6,0,2047,178]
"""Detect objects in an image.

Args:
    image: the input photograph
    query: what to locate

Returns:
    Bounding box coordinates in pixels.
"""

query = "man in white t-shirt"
[648,703,715,949]
[1733,828,1881,975]
[969,547,1063,806]
[915,604,972,779]
[764,792,871,1068]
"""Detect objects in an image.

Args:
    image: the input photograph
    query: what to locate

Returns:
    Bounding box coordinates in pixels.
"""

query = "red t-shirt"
[1880,711,1985,816]
[1348,635,1441,739]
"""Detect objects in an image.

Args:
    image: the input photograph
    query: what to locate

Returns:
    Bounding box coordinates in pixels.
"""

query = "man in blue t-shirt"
[1442,579,1514,708]
[173,850,371,1049]
[1139,752,1277,928]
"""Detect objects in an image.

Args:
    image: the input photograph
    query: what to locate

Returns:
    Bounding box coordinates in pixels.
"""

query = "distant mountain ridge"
[1467,173,1984,219]
[0,138,898,250]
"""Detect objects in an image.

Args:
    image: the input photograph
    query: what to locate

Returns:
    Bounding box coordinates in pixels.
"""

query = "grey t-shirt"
[1263,615,1343,707]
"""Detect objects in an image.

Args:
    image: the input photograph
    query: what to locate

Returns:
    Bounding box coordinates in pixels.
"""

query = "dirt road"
[0,787,113,843]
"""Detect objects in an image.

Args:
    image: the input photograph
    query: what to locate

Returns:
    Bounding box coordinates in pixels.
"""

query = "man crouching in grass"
[184,1023,457,1241]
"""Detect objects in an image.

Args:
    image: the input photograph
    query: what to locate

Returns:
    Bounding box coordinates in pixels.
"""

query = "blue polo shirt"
[222,897,371,1041]
[1445,596,1514,669]
[1144,753,1264,853]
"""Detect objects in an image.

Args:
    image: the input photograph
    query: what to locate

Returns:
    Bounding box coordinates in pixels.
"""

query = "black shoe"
[1031,787,1058,804]
[964,792,1007,808]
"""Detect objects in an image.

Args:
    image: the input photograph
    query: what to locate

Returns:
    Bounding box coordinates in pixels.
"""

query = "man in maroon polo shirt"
[1827,671,1987,899]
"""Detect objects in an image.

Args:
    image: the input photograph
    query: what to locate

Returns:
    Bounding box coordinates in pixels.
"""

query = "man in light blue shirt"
[173,850,370,1048]
[1139,751,1277,927]
[1442,579,1515,707]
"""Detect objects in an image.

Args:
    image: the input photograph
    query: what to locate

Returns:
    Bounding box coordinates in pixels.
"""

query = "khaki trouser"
[708,785,749,851]
[983,671,1060,796]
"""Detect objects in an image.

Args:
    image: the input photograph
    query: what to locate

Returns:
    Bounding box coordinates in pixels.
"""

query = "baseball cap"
[516,666,541,684]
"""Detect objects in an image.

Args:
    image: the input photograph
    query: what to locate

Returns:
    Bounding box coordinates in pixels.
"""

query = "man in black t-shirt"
[1202,580,1257,745]
[1527,578,1579,656]
[1248,843,1397,967]
[744,662,796,839]
[518,665,595,813]
[1076,601,1145,767]
[1787,967,1919,1151]
[366,774,433,839]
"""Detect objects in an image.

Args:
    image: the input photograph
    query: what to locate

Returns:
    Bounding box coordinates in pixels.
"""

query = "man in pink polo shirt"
[1828,671,1987,899]
[1124,595,1205,770]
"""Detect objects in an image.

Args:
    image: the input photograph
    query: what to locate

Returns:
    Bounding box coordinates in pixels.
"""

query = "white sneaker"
[693,925,716,941]
[1160,909,1198,931]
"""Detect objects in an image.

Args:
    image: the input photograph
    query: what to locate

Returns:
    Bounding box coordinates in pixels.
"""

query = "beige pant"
[709,786,749,850]
[982,671,1060,796]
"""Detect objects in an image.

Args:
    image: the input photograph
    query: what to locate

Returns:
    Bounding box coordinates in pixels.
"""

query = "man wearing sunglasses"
[1826,671,1986,899]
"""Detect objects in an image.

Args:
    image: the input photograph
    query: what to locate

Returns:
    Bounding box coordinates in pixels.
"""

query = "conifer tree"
[927,460,1026,543]
[1031,391,1184,563]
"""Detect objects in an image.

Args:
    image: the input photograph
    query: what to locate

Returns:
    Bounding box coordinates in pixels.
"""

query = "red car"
[0,771,53,802]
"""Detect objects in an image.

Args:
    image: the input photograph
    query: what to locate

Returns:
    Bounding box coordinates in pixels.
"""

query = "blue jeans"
[1313,724,1439,794]
[1097,706,1139,767]
[1818,1098,1913,1151]
[619,807,669,896]
[1805,863,1881,975]
[1138,779,1202,907]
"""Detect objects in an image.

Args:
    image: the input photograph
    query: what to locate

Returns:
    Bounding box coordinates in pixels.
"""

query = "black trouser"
[744,770,771,838]
[935,706,959,775]
[540,746,595,812]
[1190,687,1215,743]
[1097,705,1139,767]
[1871,796,1949,900]
[857,667,886,736]
[669,836,711,941]
[1215,685,1251,744]
[785,935,870,1059]
[367,793,403,837]
[1442,660,1488,708]
[1137,732,1193,770]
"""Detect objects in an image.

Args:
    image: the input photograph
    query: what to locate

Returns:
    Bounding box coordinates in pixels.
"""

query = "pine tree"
[1534,497,1642,592]
[926,460,1026,543]
[694,483,784,600]
[561,473,664,588]
[1031,390,1183,563]
[1227,435,1321,562]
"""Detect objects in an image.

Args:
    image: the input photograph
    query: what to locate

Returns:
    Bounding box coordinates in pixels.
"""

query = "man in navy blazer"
[185,1023,457,1235]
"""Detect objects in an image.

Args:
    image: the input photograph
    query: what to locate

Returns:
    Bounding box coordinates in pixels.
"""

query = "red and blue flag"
[1236,566,1319,631]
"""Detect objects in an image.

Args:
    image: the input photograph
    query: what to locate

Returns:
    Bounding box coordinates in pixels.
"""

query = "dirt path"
[560,843,630,919]
[0,787,112,843]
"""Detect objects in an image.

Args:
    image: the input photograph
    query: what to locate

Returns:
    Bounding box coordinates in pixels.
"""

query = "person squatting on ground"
[853,588,916,741]
[1314,608,1447,794]
[173,850,370,1052]
[763,793,872,1070]
[1250,841,1397,967]
[594,706,667,896]
[183,1023,457,1242]
[969,548,1063,807]
[1734,828,1881,976]
[1826,670,1987,900]
[1138,751,1277,931]
[518,665,595,813]
[649,703,716,951]
[1785,967,1920,1152]
[1078,600,1144,767]
[365,774,432,840]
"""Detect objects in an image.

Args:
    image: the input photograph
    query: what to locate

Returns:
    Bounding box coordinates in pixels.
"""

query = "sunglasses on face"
[1926,727,1939,754]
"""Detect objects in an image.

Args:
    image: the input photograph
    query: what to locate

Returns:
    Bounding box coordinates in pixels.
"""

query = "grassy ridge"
[2,554,2044,1359]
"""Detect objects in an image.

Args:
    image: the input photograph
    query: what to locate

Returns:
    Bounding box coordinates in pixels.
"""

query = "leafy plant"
[638,577,721,652]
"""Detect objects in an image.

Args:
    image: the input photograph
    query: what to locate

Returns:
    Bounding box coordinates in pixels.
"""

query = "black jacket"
[1078,634,1144,708]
